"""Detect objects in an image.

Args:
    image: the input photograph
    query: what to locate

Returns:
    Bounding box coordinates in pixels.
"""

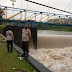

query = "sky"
[0,0,72,20]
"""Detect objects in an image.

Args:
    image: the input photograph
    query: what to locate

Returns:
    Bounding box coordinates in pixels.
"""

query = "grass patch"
[0,36,39,72]
[0,25,6,29]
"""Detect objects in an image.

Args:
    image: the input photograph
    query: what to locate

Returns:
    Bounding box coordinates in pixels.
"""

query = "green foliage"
[0,8,4,25]
[0,25,6,29]
[0,25,6,33]
[36,24,72,32]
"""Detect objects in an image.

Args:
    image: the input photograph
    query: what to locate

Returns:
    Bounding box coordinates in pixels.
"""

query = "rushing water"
[37,30,72,48]
[30,30,72,72]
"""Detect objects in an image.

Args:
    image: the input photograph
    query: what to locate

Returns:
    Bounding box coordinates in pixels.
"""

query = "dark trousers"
[7,40,13,52]
[22,41,29,56]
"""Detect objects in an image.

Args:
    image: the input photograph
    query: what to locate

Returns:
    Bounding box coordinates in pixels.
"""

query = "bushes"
[36,24,72,32]
[0,25,6,34]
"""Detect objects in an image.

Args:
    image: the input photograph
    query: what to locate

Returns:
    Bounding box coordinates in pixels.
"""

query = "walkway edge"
[0,33,51,72]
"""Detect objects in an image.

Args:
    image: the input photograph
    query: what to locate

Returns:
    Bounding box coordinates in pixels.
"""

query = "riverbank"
[36,24,72,32]
[0,36,39,72]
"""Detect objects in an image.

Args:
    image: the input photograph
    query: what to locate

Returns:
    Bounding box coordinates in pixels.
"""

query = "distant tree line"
[0,8,4,25]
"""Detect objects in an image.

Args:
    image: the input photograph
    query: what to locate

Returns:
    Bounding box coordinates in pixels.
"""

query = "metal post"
[5,7,7,19]
[58,16,60,24]
[35,13,36,22]
[54,14,55,23]
[69,17,71,24]
[47,15,49,23]
[24,10,26,21]
[66,15,68,24]
[10,0,16,26]
[4,9,6,19]
[40,12,42,22]
[20,11,22,20]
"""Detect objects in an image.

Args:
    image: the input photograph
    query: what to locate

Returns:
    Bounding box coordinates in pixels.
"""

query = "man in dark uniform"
[22,25,31,57]
[6,27,14,53]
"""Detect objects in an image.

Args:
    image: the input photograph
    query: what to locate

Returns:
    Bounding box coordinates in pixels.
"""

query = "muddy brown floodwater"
[37,30,72,48]
[29,30,72,72]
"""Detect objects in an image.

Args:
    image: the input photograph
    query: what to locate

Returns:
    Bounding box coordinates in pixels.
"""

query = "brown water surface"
[37,30,72,48]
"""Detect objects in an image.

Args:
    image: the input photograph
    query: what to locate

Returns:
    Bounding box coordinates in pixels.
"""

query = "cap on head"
[24,24,28,29]
[25,24,28,27]
[8,27,11,30]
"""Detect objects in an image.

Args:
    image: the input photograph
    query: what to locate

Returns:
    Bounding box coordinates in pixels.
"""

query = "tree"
[0,8,4,25]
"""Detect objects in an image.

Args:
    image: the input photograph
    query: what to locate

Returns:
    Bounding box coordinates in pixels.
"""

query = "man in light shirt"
[22,25,31,57]
[6,27,14,53]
